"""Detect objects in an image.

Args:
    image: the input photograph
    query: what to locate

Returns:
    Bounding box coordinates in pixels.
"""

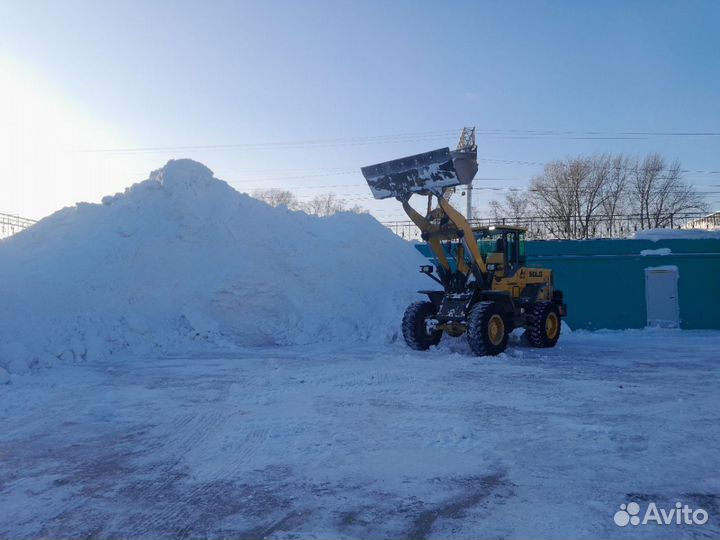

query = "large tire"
[527,301,561,348]
[402,301,442,351]
[466,301,509,356]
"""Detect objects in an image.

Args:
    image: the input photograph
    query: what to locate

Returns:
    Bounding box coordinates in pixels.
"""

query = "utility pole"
[454,127,477,220]
[466,183,473,220]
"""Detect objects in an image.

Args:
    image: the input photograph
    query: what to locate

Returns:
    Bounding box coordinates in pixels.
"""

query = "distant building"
[682,211,720,230]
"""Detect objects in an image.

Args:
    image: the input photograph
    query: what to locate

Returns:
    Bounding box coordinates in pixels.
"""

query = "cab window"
[476,232,504,259]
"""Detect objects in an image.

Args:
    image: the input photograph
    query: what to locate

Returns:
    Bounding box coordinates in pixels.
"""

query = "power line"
[231,177,527,190]
[77,129,460,154]
[473,129,720,137]
[478,157,720,176]
[75,126,720,154]
[231,181,720,198]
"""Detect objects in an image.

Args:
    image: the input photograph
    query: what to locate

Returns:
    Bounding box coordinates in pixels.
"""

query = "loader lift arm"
[399,194,487,284]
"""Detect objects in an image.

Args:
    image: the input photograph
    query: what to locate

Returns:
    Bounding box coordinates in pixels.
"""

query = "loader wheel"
[466,301,508,356]
[402,301,442,351]
[527,301,561,348]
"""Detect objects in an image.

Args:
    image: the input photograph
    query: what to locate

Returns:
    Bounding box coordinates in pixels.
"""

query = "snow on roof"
[640,248,671,256]
[632,228,720,241]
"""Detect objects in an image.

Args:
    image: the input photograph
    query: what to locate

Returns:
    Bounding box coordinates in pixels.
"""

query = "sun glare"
[0,55,140,219]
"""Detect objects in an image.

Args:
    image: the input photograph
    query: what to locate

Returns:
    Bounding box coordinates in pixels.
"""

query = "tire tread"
[466,301,508,356]
[402,301,441,350]
[527,301,561,348]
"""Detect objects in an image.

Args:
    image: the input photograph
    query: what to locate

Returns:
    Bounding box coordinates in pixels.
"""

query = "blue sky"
[1,0,719,220]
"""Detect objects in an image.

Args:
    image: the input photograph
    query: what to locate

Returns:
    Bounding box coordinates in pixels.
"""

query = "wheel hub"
[488,314,505,346]
[546,312,559,339]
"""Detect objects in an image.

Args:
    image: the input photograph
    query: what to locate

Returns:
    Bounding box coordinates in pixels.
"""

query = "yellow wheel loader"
[361,128,567,356]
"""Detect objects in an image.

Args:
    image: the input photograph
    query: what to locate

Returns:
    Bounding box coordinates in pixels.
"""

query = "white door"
[644,267,680,328]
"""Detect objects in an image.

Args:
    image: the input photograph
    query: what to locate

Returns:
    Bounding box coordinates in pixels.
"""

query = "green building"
[416,237,720,330]
[525,238,720,330]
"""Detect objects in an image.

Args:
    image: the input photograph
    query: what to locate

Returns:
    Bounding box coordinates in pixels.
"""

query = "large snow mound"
[0,159,427,373]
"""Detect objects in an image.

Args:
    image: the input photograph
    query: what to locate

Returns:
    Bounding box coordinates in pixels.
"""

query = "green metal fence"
[526,239,720,329]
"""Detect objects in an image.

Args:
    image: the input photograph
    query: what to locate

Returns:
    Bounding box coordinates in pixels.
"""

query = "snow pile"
[633,228,720,241]
[0,159,427,373]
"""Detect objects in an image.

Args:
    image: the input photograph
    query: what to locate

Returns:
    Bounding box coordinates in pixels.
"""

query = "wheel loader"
[360,128,567,356]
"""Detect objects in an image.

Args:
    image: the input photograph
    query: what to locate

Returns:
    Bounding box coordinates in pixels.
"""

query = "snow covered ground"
[1,330,718,539]
[1,160,717,538]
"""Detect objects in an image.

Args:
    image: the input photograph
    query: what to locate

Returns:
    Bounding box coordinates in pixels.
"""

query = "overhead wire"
[71,125,720,215]
[75,126,720,154]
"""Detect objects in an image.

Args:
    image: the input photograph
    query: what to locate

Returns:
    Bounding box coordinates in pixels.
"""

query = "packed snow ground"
[1,160,718,538]
[1,330,718,539]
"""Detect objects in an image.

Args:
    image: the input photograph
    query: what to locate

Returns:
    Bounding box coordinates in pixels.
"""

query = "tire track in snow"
[130,425,271,538]
[121,386,271,537]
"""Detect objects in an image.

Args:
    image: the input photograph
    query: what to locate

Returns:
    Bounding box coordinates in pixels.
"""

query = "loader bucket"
[361,148,460,200]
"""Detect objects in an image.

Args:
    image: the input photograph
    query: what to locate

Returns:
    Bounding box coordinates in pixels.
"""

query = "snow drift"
[0,159,427,373]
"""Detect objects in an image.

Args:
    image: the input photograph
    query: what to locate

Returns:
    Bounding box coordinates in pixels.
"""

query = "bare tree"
[303,192,365,216]
[530,159,589,239]
[630,153,665,229]
[253,189,367,217]
[600,155,630,237]
[252,188,301,210]
[488,191,542,238]
[529,156,625,239]
[629,154,706,229]
[489,191,531,222]
[527,153,706,238]
[346,204,368,214]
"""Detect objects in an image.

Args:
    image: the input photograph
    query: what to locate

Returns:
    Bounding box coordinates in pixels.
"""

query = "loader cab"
[474,226,526,275]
